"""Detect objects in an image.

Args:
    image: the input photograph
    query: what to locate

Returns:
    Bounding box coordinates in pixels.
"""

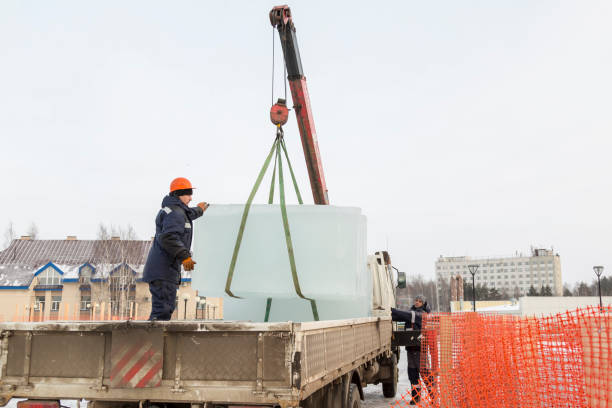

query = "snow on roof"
[0,239,154,287]
[0,262,157,287]
[0,265,35,286]
[55,264,80,279]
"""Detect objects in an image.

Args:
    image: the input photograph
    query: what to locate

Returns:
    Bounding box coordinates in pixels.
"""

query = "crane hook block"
[270,98,289,126]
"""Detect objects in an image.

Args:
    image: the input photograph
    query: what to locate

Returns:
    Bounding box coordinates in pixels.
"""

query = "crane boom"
[270,5,329,205]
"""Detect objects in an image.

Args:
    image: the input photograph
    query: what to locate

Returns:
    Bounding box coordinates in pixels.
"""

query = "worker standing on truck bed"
[143,177,209,321]
[391,294,431,405]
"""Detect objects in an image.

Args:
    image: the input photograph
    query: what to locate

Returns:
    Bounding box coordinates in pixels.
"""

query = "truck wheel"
[348,383,361,408]
[382,354,398,398]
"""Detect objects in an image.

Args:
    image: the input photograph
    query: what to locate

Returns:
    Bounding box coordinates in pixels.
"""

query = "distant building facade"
[0,236,222,322]
[436,248,562,299]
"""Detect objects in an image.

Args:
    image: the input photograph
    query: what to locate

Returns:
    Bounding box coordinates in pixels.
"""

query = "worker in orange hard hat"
[143,177,210,320]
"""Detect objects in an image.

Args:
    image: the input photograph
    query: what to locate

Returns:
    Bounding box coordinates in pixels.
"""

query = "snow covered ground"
[364,351,412,407]
[6,353,412,408]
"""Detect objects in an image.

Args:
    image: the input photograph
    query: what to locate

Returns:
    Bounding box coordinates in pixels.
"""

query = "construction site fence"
[0,301,221,322]
[392,305,611,408]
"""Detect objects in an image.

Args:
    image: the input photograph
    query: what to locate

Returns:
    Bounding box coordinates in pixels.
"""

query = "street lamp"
[195,296,207,320]
[468,264,479,312]
[593,266,604,311]
[182,293,190,320]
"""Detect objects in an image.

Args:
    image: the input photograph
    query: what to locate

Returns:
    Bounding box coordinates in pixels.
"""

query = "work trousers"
[407,348,421,386]
[148,279,178,320]
[407,344,436,399]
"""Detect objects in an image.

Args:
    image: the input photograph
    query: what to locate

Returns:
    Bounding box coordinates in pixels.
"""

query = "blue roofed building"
[0,236,220,321]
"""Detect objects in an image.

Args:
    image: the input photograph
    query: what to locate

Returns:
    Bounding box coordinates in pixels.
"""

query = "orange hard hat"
[170,177,195,193]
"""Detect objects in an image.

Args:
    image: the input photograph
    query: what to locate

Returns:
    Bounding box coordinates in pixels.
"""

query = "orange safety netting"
[392,306,611,408]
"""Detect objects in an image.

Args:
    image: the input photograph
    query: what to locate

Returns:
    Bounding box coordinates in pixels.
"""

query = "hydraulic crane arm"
[270,5,329,205]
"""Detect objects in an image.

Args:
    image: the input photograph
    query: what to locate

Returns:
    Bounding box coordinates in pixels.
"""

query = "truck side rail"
[295,317,392,399]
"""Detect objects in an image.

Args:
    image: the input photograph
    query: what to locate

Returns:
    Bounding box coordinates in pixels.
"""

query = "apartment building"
[0,236,222,322]
[436,248,562,298]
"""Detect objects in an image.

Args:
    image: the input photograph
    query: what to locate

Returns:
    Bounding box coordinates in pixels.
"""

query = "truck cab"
[369,251,404,317]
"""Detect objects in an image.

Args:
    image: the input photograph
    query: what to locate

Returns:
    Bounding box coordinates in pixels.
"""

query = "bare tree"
[395,273,442,311]
[3,221,16,249]
[27,222,39,240]
[92,223,141,318]
[573,281,593,296]
[437,277,451,312]
[97,223,110,240]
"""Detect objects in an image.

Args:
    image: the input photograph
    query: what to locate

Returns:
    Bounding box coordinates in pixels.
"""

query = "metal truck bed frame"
[0,317,391,407]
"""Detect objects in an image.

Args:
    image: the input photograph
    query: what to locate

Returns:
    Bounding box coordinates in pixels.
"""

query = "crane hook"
[270,98,289,126]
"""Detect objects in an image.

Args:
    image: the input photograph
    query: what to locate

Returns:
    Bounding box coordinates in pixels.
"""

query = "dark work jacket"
[391,302,431,330]
[143,195,204,284]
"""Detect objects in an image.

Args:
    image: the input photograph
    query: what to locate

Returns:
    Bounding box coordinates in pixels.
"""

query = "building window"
[38,266,62,285]
[51,295,62,311]
[34,295,45,311]
[80,295,91,311]
[80,265,93,283]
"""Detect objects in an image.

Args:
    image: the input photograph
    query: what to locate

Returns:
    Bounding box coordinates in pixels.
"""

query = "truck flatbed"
[0,317,392,407]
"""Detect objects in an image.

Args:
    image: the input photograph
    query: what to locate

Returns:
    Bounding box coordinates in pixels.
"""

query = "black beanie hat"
[171,188,193,197]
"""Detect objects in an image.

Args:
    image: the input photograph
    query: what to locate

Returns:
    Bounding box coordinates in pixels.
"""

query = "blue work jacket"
[143,195,204,284]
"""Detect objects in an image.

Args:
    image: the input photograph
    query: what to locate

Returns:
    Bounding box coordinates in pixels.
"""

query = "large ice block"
[219,295,372,322]
[191,204,370,321]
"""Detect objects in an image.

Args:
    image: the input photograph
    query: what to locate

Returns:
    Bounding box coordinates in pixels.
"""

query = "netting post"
[439,314,453,408]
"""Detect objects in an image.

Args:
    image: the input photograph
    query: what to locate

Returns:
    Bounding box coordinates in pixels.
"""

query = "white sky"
[1,1,610,285]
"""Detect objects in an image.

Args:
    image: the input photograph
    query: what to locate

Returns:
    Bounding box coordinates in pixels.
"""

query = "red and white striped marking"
[110,340,162,388]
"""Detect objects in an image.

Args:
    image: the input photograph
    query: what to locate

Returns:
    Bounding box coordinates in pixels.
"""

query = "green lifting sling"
[224,128,319,321]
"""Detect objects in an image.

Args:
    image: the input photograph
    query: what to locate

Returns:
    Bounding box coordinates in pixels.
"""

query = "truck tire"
[348,383,361,408]
[382,354,398,398]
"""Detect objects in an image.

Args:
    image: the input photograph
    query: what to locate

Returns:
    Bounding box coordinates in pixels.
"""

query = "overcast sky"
[1,1,610,285]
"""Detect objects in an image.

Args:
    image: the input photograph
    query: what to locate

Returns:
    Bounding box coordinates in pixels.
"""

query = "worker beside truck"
[391,294,432,405]
[143,177,209,321]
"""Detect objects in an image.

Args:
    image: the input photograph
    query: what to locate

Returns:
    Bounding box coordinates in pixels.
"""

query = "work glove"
[182,257,196,271]
[197,202,210,212]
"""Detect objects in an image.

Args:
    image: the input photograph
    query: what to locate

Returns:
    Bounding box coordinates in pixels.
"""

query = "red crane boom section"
[270,5,329,205]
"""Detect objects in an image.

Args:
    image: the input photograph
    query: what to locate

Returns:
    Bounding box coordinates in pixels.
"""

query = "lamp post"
[182,293,190,320]
[195,296,206,320]
[195,296,201,319]
[593,266,604,311]
[468,264,479,312]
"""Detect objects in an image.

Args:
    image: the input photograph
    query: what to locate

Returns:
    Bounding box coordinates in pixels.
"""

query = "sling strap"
[225,127,319,321]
